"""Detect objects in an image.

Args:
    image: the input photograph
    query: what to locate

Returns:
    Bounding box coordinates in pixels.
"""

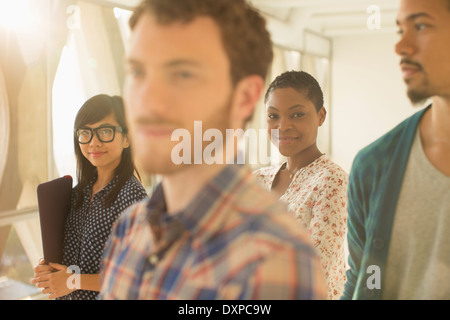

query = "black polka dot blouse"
[58,175,148,300]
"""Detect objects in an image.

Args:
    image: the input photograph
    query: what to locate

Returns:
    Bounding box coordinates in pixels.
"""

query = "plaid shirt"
[100,165,327,300]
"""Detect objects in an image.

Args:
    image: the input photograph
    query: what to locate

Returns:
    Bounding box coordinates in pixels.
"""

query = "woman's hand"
[31,261,76,299]
[32,258,53,278]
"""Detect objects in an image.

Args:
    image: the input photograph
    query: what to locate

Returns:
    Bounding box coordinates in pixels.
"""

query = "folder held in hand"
[36,175,73,264]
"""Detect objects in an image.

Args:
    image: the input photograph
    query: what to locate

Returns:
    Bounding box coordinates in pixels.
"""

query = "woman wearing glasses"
[31,94,148,300]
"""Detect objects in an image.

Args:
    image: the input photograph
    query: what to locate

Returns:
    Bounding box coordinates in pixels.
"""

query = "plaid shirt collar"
[145,164,249,245]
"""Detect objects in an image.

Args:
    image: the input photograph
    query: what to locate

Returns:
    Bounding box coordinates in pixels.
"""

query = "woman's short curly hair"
[265,70,324,112]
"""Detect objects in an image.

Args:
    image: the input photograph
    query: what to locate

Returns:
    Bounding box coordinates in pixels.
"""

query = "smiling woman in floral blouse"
[254,71,348,300]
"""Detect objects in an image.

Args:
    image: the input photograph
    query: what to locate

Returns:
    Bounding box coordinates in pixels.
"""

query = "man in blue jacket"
[343,0,450,299]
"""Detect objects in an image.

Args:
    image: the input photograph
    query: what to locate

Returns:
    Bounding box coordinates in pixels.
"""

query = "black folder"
[36,175,73,264]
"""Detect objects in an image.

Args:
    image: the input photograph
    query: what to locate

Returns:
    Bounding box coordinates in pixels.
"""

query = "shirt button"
[373,238,384,249]
[148,254,159,265]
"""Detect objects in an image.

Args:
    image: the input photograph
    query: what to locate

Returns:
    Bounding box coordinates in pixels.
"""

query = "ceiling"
[104,0,401,40]
[248,0,401,36]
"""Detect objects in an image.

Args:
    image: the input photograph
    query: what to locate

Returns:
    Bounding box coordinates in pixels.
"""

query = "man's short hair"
[265,70,324,112]
[129,0,273,85]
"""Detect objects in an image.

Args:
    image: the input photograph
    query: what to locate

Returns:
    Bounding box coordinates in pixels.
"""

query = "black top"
[59,175,148,300]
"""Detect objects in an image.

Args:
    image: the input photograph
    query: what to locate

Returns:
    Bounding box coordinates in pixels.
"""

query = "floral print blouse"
[254,155,348,300]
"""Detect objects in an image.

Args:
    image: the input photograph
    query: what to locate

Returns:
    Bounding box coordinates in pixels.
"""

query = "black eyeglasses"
[75,125,124,144]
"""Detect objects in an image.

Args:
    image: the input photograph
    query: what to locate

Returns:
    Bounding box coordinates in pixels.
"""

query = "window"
[0,0,144,300]
[0,226,42,300]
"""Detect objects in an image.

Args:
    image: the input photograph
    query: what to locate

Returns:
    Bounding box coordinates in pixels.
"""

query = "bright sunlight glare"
[0,0,38,31]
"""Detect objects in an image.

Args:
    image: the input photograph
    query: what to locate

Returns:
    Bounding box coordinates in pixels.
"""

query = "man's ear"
[318,106,327,126]
[229,75,265,129]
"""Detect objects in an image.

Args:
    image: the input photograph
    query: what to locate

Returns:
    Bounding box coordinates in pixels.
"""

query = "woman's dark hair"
[73,94,140,209]
[265,70,324,112]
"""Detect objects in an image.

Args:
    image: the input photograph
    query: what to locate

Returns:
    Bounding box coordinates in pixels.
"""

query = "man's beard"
[402,58,432,106]
[406,82,432,106]
[132,92,235,175]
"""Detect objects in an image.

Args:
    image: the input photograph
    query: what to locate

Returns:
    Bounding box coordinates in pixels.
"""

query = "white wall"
[330,33,419,173]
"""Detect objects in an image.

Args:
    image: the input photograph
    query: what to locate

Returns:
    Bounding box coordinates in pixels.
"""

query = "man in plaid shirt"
[100,0,327,300]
